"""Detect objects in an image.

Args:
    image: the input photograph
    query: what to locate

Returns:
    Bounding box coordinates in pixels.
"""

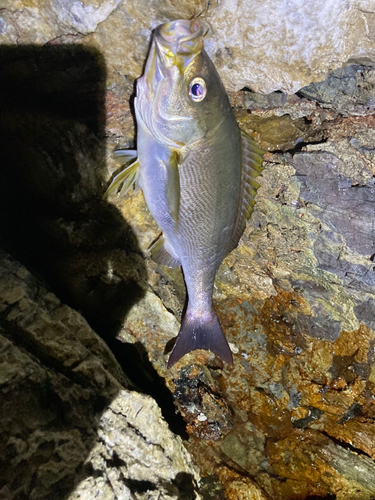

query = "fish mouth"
[155,20,203,54]
[154,20,204,71]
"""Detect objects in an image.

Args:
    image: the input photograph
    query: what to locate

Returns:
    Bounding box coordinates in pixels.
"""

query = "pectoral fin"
[165,150,181,227]
[104,157,140,198]
[225,131,265,255]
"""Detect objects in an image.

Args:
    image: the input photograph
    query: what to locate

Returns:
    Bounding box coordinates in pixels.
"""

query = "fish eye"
[189,77,207,102]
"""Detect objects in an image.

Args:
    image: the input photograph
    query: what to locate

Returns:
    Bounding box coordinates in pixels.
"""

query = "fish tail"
[167,308,233,368]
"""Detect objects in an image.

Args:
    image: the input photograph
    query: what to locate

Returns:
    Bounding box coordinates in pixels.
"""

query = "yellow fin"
[104,159,140,198]
[225,131,265,255]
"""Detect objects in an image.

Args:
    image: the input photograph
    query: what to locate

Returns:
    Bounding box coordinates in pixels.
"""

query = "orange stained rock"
[258,288,311,356]
[216,466,269,500]
[172,349,214,371]
[290,407,309,420]
[320,415,375,459]
[304,376,366,415]
[249,405,294,440]
[332,324,375,362]
[308,342,334,379]
[283,342,333,390]
[325,377,367,408]
[321,391,358,410]
[189,364,203,379]
[330,377,348,390]
[266,430,337,497]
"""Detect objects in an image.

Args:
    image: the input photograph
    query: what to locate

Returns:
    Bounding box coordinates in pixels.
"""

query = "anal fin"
[149,235,180,269]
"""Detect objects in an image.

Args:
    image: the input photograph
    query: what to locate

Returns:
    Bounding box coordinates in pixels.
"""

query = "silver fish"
[105,19,264,367]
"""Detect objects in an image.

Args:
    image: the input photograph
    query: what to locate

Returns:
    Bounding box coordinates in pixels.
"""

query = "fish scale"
[180,152,233,257]
[181,165,218,243]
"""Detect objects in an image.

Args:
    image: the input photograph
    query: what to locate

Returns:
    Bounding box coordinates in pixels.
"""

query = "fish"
[105,19,264,368]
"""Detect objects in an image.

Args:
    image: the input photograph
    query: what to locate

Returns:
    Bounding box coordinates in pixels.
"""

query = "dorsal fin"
[225,131,265,256]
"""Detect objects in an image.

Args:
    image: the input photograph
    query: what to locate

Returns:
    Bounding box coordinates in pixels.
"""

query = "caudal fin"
[167,309,233,368]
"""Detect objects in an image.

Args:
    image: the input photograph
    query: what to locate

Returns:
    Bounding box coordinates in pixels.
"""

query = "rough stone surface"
[1,0,375,97]
[298,64,375,116]
[0,251,202,500]
[173,365,233,442]
[1,2,375,500]
[112,85,375,499]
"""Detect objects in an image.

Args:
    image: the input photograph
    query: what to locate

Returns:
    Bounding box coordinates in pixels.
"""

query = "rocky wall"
[1,1,375,499]
[0,251,202,500]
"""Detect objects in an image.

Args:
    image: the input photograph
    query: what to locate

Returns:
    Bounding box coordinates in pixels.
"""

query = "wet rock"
[0,250,202,500]
[236,90,288,111]
[2,2,375,499]
[267,430,375,500]
[354,298,375,331]
[236,112,316,152]
[216,467,269,500]
[198,475,226,500]
[232,91,337,153]
[106,115,375,500]
[293,151,375,259]
[173,365,233,441]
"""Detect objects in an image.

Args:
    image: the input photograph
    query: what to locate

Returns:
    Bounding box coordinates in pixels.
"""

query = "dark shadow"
[0,44,187,437]
[172,471,197,500]
[0,44,186,499]
[0,44,144,329]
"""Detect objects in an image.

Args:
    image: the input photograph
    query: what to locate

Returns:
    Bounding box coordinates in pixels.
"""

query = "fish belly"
[137,124,177,236]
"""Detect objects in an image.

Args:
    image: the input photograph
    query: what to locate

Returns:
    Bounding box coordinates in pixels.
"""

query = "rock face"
[0,251,202,500]
[1,2,375,500]
[1,0,375,95]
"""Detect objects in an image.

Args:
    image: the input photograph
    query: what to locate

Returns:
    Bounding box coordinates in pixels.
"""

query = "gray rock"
[298,64,375,115]
[1,2,375,499]
[0,250,202,500]
[354,299,375,331]
[293,151,375,258]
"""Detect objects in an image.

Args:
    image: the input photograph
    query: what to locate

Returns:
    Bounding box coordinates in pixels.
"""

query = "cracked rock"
[0,250,202,500]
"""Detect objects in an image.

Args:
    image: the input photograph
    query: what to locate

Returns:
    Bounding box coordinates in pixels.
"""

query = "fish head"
[136,19,223,148]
